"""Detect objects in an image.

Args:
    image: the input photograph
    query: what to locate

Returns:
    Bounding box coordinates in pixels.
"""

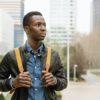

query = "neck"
[28,39,41,51]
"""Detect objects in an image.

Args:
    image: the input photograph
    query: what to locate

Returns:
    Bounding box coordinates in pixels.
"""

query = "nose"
[40,25,46,31]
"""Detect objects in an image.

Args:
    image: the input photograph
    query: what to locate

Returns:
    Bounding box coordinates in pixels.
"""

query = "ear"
[24,26,30,34]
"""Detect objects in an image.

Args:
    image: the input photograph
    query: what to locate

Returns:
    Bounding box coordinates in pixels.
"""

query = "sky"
[24,0,93,33]
[24,0,50,28]
[77,0,93,33]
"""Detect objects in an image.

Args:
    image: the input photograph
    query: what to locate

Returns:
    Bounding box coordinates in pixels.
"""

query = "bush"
[55,91,62,100]
[0,93,5,100]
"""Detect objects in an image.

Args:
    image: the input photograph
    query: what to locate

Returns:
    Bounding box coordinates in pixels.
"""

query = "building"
[92,0,100,30]
[48,0,77,46]
[0,0,24,47]
[0,9,14,54]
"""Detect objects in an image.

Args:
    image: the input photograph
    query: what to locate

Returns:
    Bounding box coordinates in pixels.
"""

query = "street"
[62,82,100,100]
[61,72,100,100]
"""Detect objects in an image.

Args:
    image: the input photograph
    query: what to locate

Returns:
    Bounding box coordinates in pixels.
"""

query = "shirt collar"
[25,41,45,55]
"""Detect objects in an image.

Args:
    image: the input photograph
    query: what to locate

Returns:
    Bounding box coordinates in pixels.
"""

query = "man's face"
[25,15,47,41]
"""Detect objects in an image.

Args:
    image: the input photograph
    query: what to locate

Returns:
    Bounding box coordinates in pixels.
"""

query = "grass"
[91,72,100,76]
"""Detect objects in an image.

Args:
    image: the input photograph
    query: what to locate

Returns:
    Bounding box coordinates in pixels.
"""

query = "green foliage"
[0,93,5,100]
[0,55,4,62]
[55,91,62,97]
[45,42,67,70]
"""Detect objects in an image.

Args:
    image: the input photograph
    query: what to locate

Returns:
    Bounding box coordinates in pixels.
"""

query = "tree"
[70,41,87,79]
[0,55,4,62]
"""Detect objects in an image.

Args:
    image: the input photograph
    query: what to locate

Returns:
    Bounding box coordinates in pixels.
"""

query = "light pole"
[67,34,70,86]
[73,64,78,81]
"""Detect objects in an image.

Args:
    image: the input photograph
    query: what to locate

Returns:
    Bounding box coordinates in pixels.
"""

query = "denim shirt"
[25,42,45,100]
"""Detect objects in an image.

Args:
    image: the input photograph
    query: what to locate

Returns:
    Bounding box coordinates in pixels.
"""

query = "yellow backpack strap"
[14,47,51,74]
[10,48,24,94]
[14,48,24,73]
[45,47,51,73]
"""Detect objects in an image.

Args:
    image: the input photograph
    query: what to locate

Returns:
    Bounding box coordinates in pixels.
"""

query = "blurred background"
[0,0,100,100]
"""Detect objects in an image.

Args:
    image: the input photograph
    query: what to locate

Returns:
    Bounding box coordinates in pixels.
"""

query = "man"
[0,11,67,100]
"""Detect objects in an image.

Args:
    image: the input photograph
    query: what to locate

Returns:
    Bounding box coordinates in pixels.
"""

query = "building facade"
[0,9,14,54]
[92,0,100,30]
[48,0,77,46]
[0,0,24,47]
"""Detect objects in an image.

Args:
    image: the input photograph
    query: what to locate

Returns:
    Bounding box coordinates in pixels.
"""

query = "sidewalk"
[81,70,100,83]
[61,72,100,100]
[61,82,100,100]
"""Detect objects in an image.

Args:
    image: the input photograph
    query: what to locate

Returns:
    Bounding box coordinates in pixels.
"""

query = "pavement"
[81,70,100,83]
[61,71,100,100]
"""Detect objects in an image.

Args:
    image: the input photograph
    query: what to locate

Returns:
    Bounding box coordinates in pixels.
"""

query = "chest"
[26,54,43,78]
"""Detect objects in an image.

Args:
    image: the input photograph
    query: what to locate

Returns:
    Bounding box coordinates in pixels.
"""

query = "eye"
[43,23,46,27]
[35,23,41,27]
[36,23,46,27]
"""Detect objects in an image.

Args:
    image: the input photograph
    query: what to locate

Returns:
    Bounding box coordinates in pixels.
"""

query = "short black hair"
[23,11,42,27]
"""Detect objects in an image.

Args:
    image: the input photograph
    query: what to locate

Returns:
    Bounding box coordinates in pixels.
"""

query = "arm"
[52,52,67,90]
[41,52,67,91]
[0,53,12,92]
[0,52,32,92]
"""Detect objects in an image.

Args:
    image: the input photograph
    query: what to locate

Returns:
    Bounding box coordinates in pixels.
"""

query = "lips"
[41,35,45,37]
[39,34,46,40]
[40,35,46,39]
[40,33,46,37]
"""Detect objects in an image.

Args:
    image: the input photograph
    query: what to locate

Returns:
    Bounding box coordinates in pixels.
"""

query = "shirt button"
[35,78,37,80]
[35,67,37,69]
[34,55,36,58]
[35,88,38,91]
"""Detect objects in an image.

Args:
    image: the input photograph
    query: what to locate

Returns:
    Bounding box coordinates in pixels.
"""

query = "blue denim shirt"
[25,42,45,100]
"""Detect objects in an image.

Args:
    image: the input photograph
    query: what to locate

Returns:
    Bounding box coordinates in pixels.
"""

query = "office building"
[0,9,14,54]
[92,0,100,30]
[0,0,24,47]
[48,0,77,45]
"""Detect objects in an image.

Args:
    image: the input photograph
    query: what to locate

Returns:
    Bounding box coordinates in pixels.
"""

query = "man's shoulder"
[48,47,59,56]
[5,46,24,57]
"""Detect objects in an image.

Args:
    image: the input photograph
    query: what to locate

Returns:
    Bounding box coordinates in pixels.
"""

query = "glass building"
[0,9,14,54]
[48,0,77,46]
[0,0,24,47]
[92,0,100,30]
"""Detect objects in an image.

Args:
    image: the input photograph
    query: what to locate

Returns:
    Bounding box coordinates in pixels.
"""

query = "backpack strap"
[45,47,51,73]
[14,47,51,73]
[10,48,23,94]
[14,48,24,73]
